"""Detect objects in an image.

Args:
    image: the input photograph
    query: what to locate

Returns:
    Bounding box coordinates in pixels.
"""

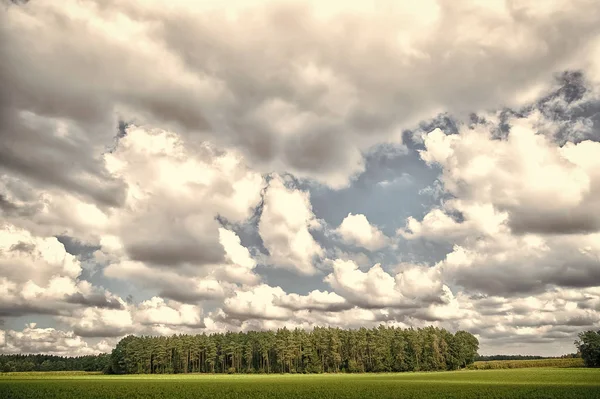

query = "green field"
[1,368,600,399]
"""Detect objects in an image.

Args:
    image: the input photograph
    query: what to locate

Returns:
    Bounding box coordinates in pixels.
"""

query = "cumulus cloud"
[102,125,264,267]
[402,112,600,296]
[419,121,600,235]
[258,175,324,275]
[0,224,121,317]
[59,296,206,338]
[337,213,390,251]
[2,324,115,356]
[223,284,294,322]
[324,259,455,313]
[103,225,259,304]
[275,290,351,312]
[88,126,263,301]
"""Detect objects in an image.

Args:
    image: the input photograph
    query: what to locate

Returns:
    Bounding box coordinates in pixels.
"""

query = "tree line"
[474,354,580,361]
[108,326,480,374]
[0,354,110,373]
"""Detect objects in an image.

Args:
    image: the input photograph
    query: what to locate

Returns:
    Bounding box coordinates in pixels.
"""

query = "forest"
[108,326,480,374]
[0,353,110,373]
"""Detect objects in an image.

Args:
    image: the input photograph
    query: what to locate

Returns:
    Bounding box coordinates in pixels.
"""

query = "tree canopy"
[575,330,600,368]
[107,326,479,374]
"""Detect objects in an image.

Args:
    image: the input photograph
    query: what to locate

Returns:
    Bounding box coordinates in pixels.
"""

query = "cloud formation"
[337,213,390,251]
[258,175,324,275]
[2,0,600,358]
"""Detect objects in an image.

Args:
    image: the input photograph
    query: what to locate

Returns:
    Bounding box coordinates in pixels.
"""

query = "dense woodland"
[0,354,110,373]
[108,326,479,374]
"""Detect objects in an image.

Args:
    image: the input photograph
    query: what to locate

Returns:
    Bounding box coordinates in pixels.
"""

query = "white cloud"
[91,126,263,300]
[3,324,115,356]
[223,284,293,321]
[324,259,452,311]
[59,296,206,338]
[337,213,389,251]
[258,175,324,275]
[64,306,133,338]
[403,111,600,295]
[418,120,600,234]
[275,290,351,312]
[101,126,264,267]
[104,260,237,303]
[0,224,80,284]
[134,297,204,328]
[0,224,122,317]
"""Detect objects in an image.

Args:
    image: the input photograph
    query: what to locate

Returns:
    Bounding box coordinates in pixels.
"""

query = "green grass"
[1,368,600,398]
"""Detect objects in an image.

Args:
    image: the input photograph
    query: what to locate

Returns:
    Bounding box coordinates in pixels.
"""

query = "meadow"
[1,368,600,399]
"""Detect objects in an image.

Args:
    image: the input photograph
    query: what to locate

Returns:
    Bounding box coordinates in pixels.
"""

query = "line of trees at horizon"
[107,326,480,375]
[474,353,581,361]
[0,354,110,373]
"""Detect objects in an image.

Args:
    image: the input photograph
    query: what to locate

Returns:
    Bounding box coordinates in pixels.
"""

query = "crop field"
[1,368,600,399]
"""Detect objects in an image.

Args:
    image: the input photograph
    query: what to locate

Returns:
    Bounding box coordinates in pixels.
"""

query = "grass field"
[1,368,600,399]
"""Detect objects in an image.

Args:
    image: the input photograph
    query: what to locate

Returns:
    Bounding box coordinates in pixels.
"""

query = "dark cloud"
[509,211,600,235]
[451,252,600,297]
[486,70,600,146]
[158,289,220,304]
[0,192,41,218]
[64,293,124,310]
[73,326,131,338]
[56,236,100,258]
[9,241,35,253]
[139,320,206,329]
[0,194,18,214]
[563,315,598,327]
[0,305,60,318]
[4,1,599,188]
[125,236,224,267]
[0,98,127,207]
[274,299,353,313]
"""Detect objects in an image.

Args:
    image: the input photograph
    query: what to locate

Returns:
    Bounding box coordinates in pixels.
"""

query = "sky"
[1,0,600,357]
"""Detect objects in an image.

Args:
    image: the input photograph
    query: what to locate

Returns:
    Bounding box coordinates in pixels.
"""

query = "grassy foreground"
[1,368,600,399]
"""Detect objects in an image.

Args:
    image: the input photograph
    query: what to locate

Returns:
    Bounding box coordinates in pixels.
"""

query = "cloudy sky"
[2,0,600,357]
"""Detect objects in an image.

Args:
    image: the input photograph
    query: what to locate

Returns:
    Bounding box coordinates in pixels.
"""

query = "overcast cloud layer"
[2,0,600,357]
